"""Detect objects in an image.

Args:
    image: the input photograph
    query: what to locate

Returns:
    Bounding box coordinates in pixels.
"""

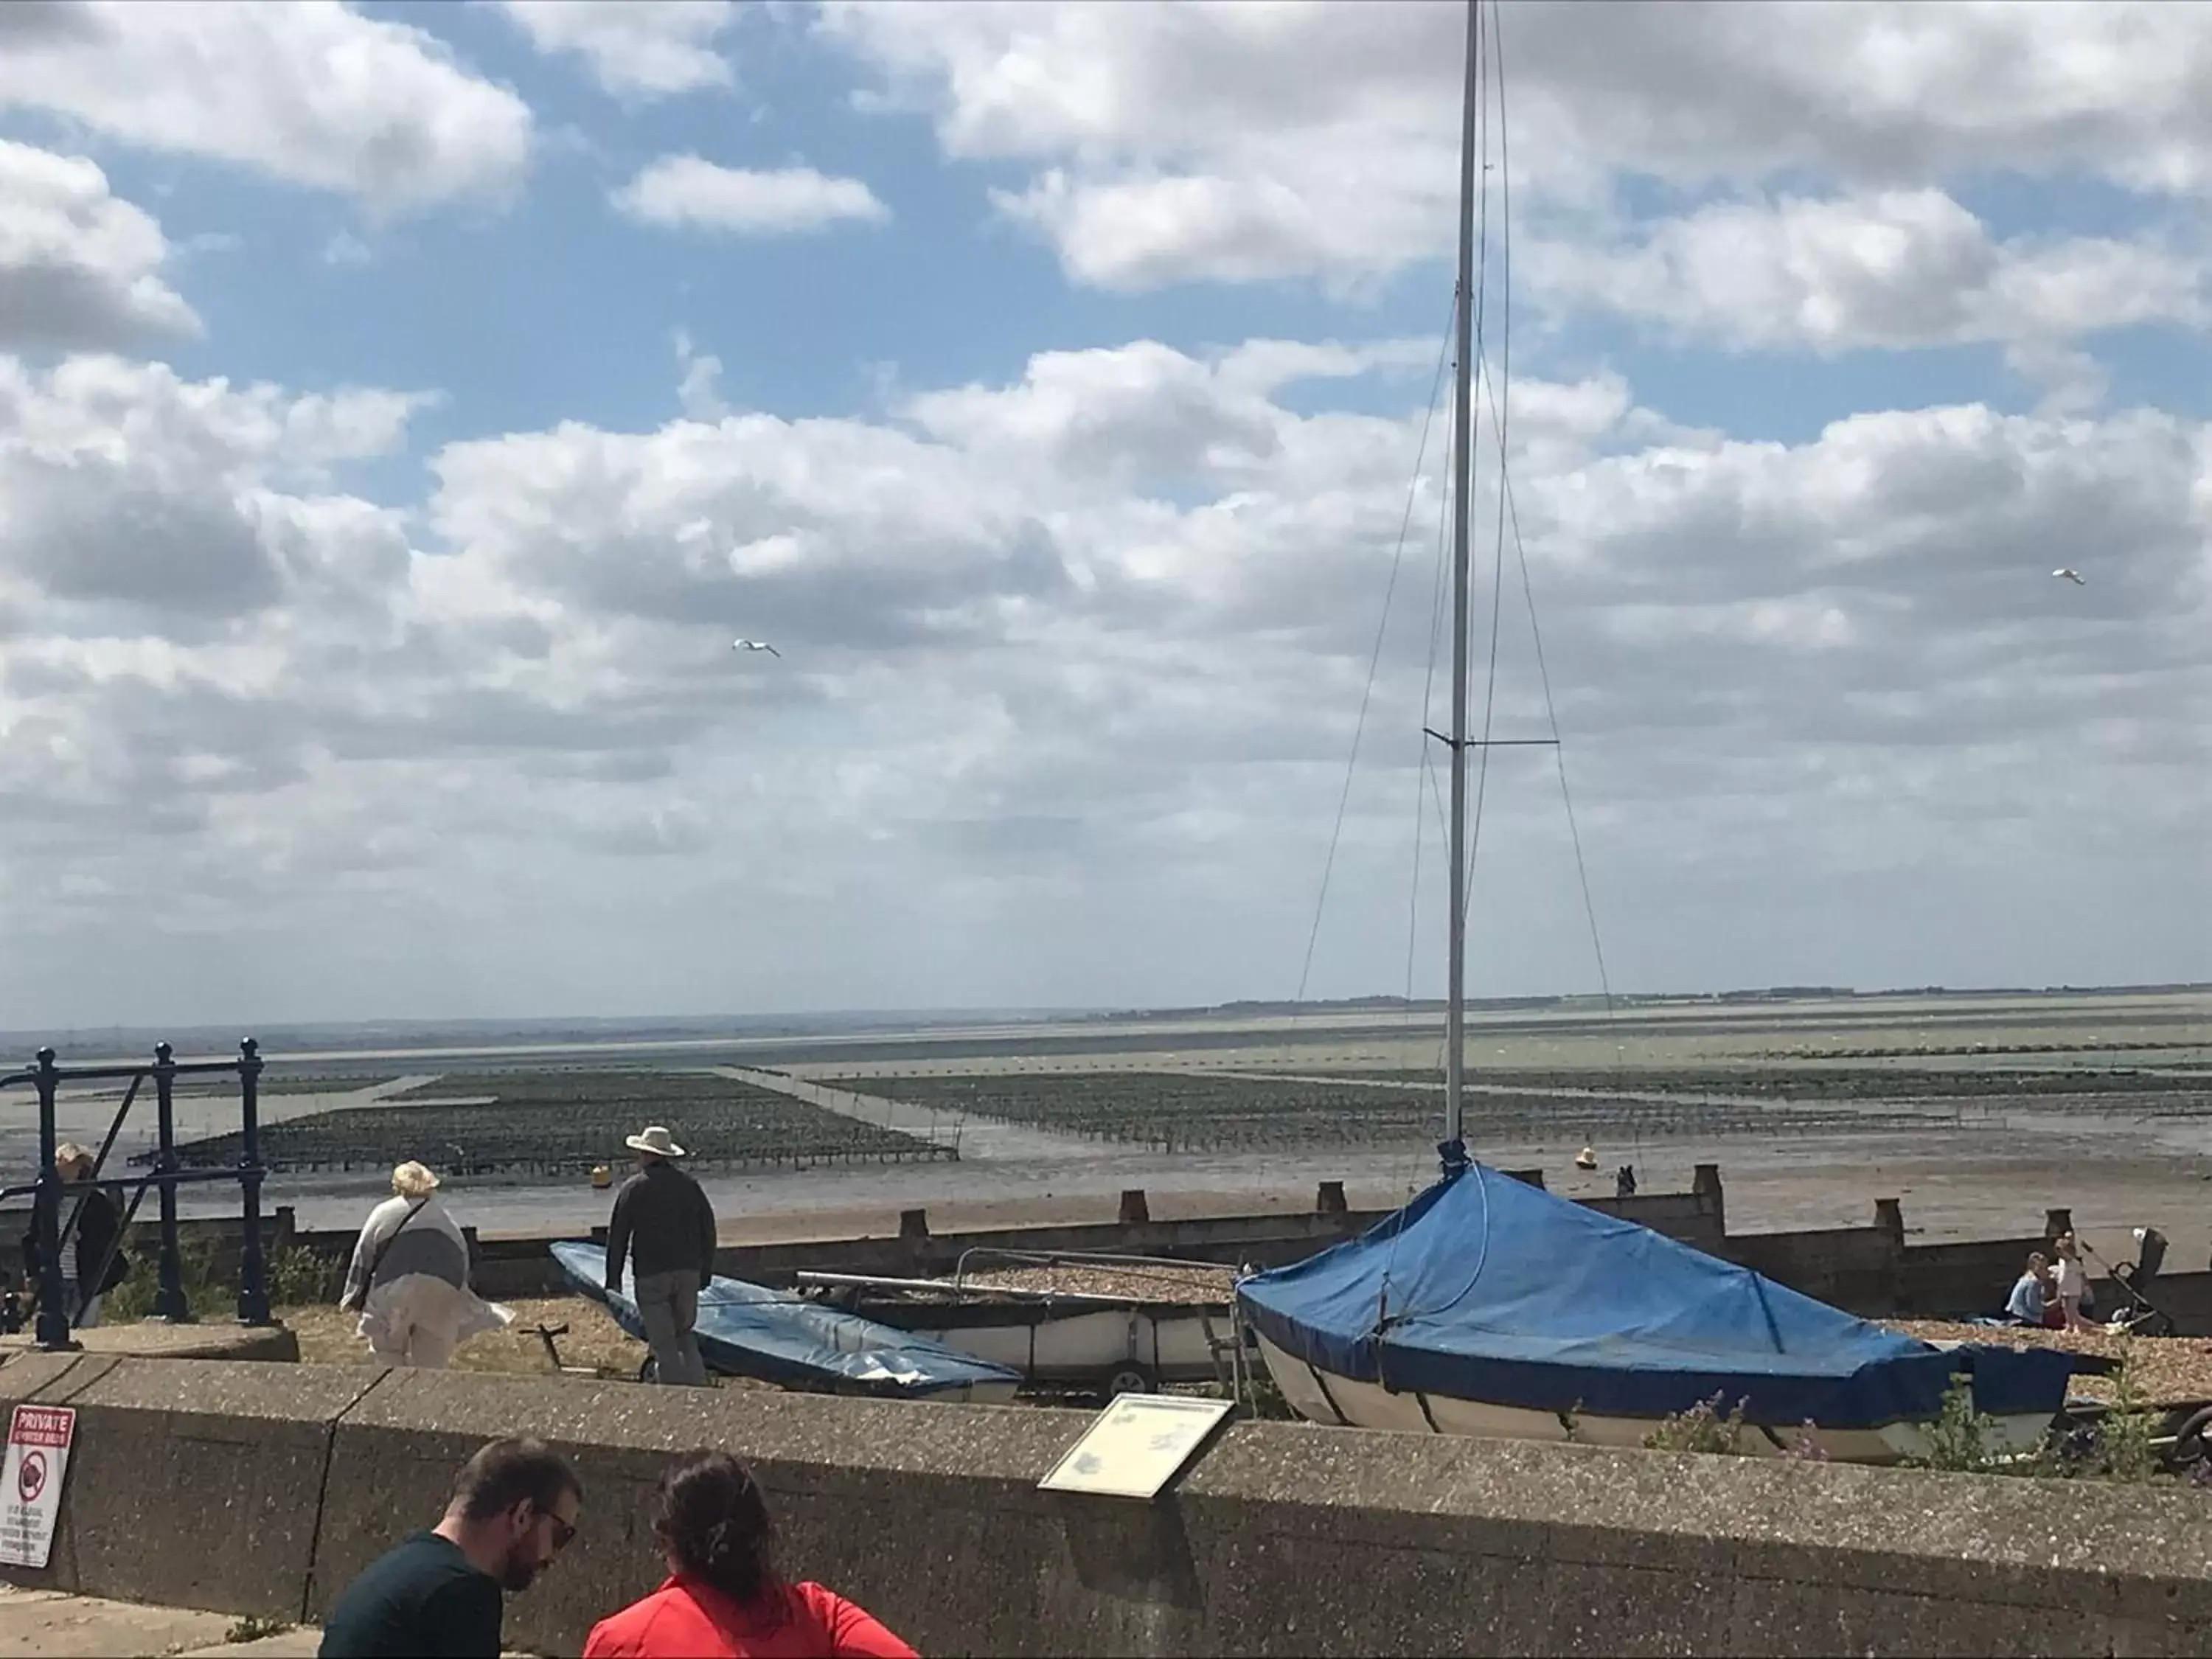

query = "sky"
[0,0,2208,1029]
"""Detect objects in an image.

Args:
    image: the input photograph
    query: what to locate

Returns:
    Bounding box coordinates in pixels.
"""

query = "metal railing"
[1,1039,271,1349]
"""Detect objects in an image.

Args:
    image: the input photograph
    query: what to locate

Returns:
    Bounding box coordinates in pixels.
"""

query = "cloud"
[0,139,199,349]
[611,156,888,234]
[0,333,2206,1022]
[0,1,533,213]
[495,0,737,98]
[1519,189,2208,395]
[0,355,431,630]
[819,0,2212,289]
[672,330,729,421]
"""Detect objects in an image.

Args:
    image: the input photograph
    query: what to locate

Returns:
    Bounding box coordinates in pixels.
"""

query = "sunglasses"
[540,1511,577,1552]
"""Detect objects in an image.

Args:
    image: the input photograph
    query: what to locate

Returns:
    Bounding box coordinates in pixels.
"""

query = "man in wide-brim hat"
[605,1124,717,1386]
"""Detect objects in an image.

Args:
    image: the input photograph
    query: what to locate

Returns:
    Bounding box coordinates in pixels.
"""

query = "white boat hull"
[1253,1332,2056,1466]
[893,1306,1230,1388]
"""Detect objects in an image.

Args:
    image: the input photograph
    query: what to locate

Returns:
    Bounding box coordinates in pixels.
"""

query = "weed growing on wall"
[1644,1394,1749,1455]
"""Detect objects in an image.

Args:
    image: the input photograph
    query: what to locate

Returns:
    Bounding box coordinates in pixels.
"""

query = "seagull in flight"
[733,638,781,657]
[2051,568,2086,585]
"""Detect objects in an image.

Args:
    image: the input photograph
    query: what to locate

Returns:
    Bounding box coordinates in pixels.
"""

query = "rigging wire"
[1472,0,1631,1155]
[1462,0,1503,942]
[1294,296,1458,1006]
[1405,377,1458,1013]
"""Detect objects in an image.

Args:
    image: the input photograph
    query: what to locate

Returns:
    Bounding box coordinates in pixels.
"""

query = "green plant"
[98,1234,338,1321]
[101,1234,230,1323]
[2086,1351,2160,1484]
[1910,1374,2006,1475]
[224,1614,293,1644]
[264,1242,344,1307]
[1644,1393,1749,1455]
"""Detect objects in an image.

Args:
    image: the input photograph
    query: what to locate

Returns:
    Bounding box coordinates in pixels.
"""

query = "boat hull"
[862,1303,1231,1389]
[1254,1333,2055,1465]
[549,1242,1023,1403]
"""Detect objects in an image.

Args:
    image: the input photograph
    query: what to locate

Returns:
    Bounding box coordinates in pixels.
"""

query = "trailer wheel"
[1102,1363,1157,1399]
[2170,1405,2212,1470]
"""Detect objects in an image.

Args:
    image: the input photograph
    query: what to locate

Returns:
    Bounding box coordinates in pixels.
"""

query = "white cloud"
[0,1,533,212]
[672,330,729,420]
[1521,189,2208,364]
[0,354,431,625]
[495,0,737,98]
[612,156,888,234]
[0,139,198,349]
[0,333,2207,1022]
[819,0,2212,290]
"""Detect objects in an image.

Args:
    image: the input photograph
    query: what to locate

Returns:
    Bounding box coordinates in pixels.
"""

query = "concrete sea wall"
[3,1353,2211,1657]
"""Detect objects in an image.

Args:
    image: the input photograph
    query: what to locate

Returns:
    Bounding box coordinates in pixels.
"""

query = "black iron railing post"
[153,1043,191,1323]
[30,1048,72,1349]
[235,1037,271,1325]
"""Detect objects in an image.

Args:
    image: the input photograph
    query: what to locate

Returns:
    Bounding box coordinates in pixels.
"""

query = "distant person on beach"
[21,1144,127,1329]
[582,1450,916,1658]
[2051,1234,2096,1331]
[605,1124,717,1387]
[320,1437,582,1659]
[340,1162,512,1368]
[2006,1253,2049,1326]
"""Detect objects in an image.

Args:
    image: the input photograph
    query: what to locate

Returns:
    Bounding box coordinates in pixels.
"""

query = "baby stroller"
[2085,1226,2177,1338]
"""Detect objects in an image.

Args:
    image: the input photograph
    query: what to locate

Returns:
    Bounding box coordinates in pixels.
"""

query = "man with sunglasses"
[321,1437,584,1658]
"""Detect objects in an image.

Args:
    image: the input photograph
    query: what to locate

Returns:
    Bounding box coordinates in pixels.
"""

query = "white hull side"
[1253,1332,2054,1467]
[908,1307,1226,1385]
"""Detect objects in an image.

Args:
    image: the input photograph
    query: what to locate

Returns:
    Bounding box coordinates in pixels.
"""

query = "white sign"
[1038,1394,1235,1500]
[0,1403,75,1568]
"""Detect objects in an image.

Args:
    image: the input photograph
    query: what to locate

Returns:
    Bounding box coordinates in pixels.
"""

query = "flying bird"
[732,638,781,657]
[2051,568,2086,585]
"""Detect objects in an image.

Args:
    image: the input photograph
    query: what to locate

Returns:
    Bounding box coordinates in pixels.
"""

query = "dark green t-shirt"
[319,1530,503,1658]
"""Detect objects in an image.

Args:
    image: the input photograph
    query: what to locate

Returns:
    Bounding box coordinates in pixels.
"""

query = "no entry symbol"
[15,1450,44,1505]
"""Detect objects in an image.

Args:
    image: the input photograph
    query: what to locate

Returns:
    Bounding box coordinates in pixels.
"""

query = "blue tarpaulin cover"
[550,1241,1023,1399]
[1235,1166,2080,1427]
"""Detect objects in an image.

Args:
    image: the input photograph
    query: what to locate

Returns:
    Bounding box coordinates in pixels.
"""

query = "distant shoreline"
[8,981,2208,1066]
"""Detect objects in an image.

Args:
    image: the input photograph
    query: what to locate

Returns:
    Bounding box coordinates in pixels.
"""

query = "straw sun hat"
[625,1125,687,1159]
[391,1161,442,1198]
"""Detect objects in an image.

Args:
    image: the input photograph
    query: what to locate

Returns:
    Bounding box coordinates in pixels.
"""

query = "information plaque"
[1037,1394,1236,1500]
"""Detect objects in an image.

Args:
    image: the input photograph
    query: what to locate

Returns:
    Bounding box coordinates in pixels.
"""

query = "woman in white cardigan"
[340,1162,512,1368]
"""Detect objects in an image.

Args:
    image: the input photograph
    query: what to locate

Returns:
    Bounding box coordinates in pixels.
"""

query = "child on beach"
[2051,1234,2095,1332]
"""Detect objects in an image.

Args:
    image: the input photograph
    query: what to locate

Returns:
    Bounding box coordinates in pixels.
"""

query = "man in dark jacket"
[21,1144,127,1329]
[320,1436,581,1658]
[604,1125,715,1386]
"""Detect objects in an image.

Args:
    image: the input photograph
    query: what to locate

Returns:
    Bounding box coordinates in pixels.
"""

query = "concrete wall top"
[338,1367,1086,1484]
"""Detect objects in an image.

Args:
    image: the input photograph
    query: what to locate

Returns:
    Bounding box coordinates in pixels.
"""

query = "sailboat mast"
[1441,0,1479,1175]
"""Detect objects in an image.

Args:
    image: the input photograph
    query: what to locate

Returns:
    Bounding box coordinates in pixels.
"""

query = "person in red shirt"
[582,1451,917,1659]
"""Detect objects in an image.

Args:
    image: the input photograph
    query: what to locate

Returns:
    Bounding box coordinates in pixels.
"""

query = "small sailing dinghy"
[1236,1166,2081,1463]
[1237,0,2083,1464]
[549,1242,1023,1402]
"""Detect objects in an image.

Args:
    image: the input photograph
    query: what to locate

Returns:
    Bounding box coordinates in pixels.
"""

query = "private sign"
[0,1404,75,1568]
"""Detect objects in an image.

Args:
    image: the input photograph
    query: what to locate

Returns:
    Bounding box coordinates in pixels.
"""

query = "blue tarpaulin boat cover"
[550,1242,1023,1399]
[1236,1166,2080,1427]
